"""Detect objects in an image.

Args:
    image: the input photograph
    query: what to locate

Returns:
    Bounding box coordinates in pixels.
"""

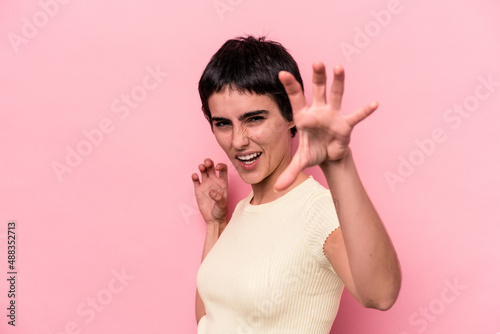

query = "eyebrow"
[212,110,270,123]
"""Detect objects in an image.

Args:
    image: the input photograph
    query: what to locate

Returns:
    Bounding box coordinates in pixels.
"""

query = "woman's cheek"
[214,132,231,151]
[249,125,271,143]
[254,120,288,140]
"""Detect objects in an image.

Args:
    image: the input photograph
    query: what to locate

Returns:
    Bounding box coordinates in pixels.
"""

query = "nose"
[232,125,250,150]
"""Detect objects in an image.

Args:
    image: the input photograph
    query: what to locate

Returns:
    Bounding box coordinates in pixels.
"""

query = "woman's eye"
[248,116,264,123]
[215,121,230,127]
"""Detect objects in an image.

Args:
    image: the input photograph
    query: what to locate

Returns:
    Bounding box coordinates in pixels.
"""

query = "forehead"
[208,87,279,117]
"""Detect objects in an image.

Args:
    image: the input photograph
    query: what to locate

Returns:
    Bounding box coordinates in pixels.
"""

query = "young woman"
[192,35,401,333]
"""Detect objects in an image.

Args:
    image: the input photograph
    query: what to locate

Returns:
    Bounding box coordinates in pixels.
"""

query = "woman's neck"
[250,171,309,205]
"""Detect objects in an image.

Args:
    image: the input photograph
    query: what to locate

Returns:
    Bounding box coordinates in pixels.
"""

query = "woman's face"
[208,87,294,186]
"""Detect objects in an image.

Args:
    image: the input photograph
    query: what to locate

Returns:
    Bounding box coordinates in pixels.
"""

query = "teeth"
[237,152,261,161]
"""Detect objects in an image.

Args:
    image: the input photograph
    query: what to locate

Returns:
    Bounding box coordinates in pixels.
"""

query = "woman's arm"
[320,148,400,310]
[274,62,401,310]
[192,159,228,323]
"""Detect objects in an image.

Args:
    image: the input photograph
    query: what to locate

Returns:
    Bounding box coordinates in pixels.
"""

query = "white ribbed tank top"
[197,176,344,333]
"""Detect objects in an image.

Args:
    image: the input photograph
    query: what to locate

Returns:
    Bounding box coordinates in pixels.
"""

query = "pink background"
[1,0,499,333]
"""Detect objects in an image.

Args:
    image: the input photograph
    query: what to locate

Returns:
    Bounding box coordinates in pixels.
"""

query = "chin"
[233,167,261,184]
[238,173,263,185]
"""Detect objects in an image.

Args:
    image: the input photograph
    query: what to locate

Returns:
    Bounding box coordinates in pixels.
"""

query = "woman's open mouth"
[236,152,262,169]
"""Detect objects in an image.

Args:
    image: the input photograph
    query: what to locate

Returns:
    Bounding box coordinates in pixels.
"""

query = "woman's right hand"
[191,158,228,225]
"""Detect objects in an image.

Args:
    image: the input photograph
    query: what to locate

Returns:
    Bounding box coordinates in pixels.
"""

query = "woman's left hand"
[274,62,378,191]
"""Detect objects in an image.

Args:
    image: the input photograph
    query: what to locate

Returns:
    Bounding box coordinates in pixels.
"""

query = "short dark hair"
[198,35,304,137]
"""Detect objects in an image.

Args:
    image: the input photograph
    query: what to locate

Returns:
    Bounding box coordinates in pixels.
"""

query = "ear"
[288,121,296,138]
